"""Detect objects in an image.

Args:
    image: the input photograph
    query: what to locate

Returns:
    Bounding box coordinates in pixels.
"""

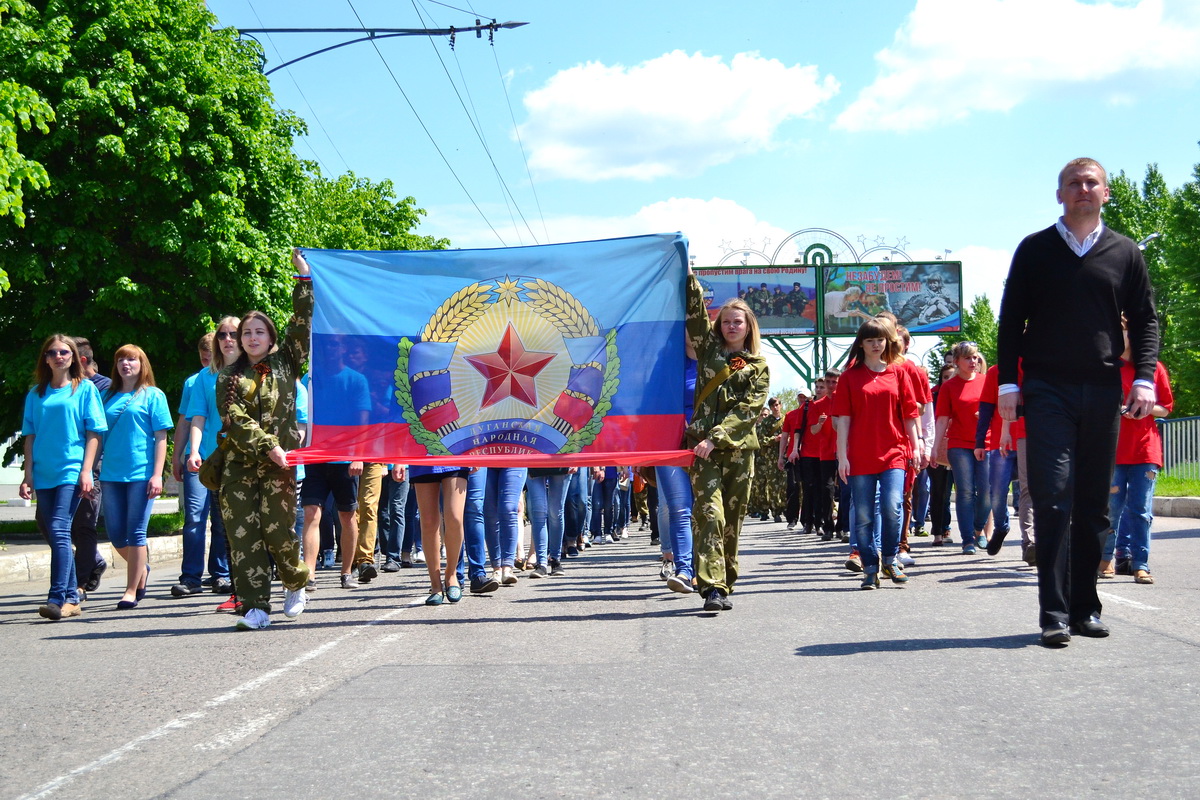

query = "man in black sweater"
[997,157,1159,647]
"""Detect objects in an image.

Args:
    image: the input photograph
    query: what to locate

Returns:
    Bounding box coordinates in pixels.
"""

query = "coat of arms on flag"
[290,234,692,467]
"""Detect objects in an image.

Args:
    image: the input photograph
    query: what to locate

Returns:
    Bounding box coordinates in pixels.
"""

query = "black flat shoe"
[1069,615,1110,638]
[986,528,1008,556]
[1040,624,1071,647]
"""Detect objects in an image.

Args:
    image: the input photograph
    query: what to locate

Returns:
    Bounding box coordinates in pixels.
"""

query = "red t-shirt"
[936,372,985,450]
[806,395,835,460]
[782,406,806,455]
[978,366,1004,449]
[830,363,919,476]
[1115,360,1173,466]
[901,357,933,405]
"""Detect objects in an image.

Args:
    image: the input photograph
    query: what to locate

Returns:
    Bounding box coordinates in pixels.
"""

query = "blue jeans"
[849,469,904,573]
[100,480,153,548]
[36,484,82,606]
[911,468,930,533]
[655,466,694,578]
[617,483,632,529]
[484,467,526,568]
[565,467,591,540]
[460,468,488,582]
[179,470,229,585]
[401,482,421,556]
[948,447,990,543]
[378,473,409,562]
[527,473,569,563]
[590,479,617,537]
[987,449,1017,535]
[1104,464,1156,572]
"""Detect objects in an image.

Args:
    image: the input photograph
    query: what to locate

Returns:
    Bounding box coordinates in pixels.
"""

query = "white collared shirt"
[1055,216,1104,257]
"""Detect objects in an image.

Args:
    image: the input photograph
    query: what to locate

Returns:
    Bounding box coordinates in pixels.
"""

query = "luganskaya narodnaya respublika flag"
[288,234,693,467]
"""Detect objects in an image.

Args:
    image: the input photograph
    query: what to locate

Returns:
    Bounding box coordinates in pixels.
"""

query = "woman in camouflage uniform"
[216,249,313,630]
[685,268,770,612]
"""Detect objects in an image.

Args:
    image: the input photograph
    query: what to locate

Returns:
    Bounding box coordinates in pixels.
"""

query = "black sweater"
[997,225,1158,387]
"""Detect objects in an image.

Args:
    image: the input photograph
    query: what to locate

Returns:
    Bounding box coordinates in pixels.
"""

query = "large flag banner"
[289,234,693,467]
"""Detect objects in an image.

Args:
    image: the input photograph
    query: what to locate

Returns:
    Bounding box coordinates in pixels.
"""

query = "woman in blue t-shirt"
[101,345,174,609]
[20,335,108,621]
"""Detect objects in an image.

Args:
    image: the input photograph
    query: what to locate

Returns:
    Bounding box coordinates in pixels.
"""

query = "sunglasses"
[216,331,237,340]
[45,349,71,357]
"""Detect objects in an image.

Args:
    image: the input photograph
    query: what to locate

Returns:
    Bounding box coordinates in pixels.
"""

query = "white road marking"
[1097,591,1162,611]
[16,600,424,800]
[193,713,278,751]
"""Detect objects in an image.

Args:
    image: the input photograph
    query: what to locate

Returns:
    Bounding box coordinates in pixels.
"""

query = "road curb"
[0,534,184,586]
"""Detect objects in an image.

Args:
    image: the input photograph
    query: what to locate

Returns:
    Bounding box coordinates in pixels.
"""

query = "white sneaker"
[413,550,427,563]
[603,534,614,544]
[236,608,270,630]
[897,551,915,567]
[659,560,674,580]
[667,574,695,594]
[283,587,307,619]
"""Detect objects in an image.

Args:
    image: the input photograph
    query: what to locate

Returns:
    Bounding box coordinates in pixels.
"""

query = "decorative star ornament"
[494,275,522,307]
[465,323,556,408]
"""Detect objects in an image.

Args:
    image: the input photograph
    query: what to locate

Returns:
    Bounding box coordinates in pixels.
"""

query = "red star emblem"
[464,323,557,409]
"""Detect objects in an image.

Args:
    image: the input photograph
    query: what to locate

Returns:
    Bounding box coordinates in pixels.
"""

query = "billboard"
[822,261,962,334]
[693,265,818,335]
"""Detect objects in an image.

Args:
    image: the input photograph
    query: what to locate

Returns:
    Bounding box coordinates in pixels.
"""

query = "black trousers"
[1023,377,1121,628]
[818,460,840,533]
[798,457,821,528]
[70,477,105,585]
[784,461,803,525]
[928,464,951,537]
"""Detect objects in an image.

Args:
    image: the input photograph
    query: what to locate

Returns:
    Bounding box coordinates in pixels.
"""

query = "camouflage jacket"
[756,415,784,451]
[684,274,770,450]
[217,280,312,463]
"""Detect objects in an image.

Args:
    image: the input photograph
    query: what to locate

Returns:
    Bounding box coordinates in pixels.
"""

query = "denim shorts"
[300,463,359,511]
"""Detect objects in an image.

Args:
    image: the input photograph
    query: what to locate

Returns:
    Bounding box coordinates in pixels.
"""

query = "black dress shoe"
[986,528,1008,556]
[1040,624,1071,646]
[82,560,108,592]
[1069,615,1110,638]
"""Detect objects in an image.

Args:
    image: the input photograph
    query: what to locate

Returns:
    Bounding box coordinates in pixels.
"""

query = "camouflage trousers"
[220,459,310,614]
[750,453,784,516]
[690,449,753,596]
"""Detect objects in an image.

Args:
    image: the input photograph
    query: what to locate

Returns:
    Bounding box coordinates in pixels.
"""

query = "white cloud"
[519,50,839,181]
[426,196,791,263]
[837,0,1200,132]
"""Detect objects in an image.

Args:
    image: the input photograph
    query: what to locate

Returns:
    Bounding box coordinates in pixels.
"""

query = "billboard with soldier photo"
[693,265,818,336]
[822,261,962,335]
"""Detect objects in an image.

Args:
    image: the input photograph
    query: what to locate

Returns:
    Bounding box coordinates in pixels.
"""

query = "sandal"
[1098,560,1115,579]
[1134,569,1155,585]
[932,534,944,547]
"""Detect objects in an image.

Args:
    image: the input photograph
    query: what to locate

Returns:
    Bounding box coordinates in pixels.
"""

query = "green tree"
[1106,163,1200,417]
[0,0,58,290]
[927,295,999,372]
[0,0,311,446]
[298,171,449,252]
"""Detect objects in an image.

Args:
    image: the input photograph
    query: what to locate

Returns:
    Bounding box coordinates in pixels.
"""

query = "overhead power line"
[342,0,509,245]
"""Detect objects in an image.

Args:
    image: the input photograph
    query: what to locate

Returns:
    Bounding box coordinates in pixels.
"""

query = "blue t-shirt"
[182,368,220,458]
[22,381,108,490]
[100,387,174,482]
[295,379,309,483]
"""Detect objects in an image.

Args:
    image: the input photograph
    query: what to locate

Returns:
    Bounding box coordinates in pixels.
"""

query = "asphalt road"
[2,516,1198,799]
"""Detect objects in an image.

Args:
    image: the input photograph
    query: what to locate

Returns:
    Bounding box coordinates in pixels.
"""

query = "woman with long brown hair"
[100,344,173,609]
[20,335,108,620]
[213,249,312,630]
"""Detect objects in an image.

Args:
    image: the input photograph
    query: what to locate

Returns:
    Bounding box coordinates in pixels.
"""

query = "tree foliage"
[1106,161,1200,417]
[0,1,448,456]
[298,171,449,252]
[927,295,999,373]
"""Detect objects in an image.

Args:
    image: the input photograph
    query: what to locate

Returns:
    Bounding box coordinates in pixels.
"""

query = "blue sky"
[207,0,1200,386]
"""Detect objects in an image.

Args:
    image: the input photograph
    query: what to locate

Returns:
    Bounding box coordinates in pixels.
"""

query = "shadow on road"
[795,632,1034,656]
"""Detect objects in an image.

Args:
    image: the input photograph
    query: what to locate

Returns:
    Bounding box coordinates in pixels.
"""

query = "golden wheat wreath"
[394,276,620,456]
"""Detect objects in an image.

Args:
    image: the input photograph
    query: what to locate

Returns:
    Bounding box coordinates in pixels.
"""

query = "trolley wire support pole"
[236,21,530,75]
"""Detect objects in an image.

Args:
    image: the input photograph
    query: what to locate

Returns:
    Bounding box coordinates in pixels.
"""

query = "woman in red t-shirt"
[1100,322,1174,584]
[933,341,990,554]
[832,318,920,589]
